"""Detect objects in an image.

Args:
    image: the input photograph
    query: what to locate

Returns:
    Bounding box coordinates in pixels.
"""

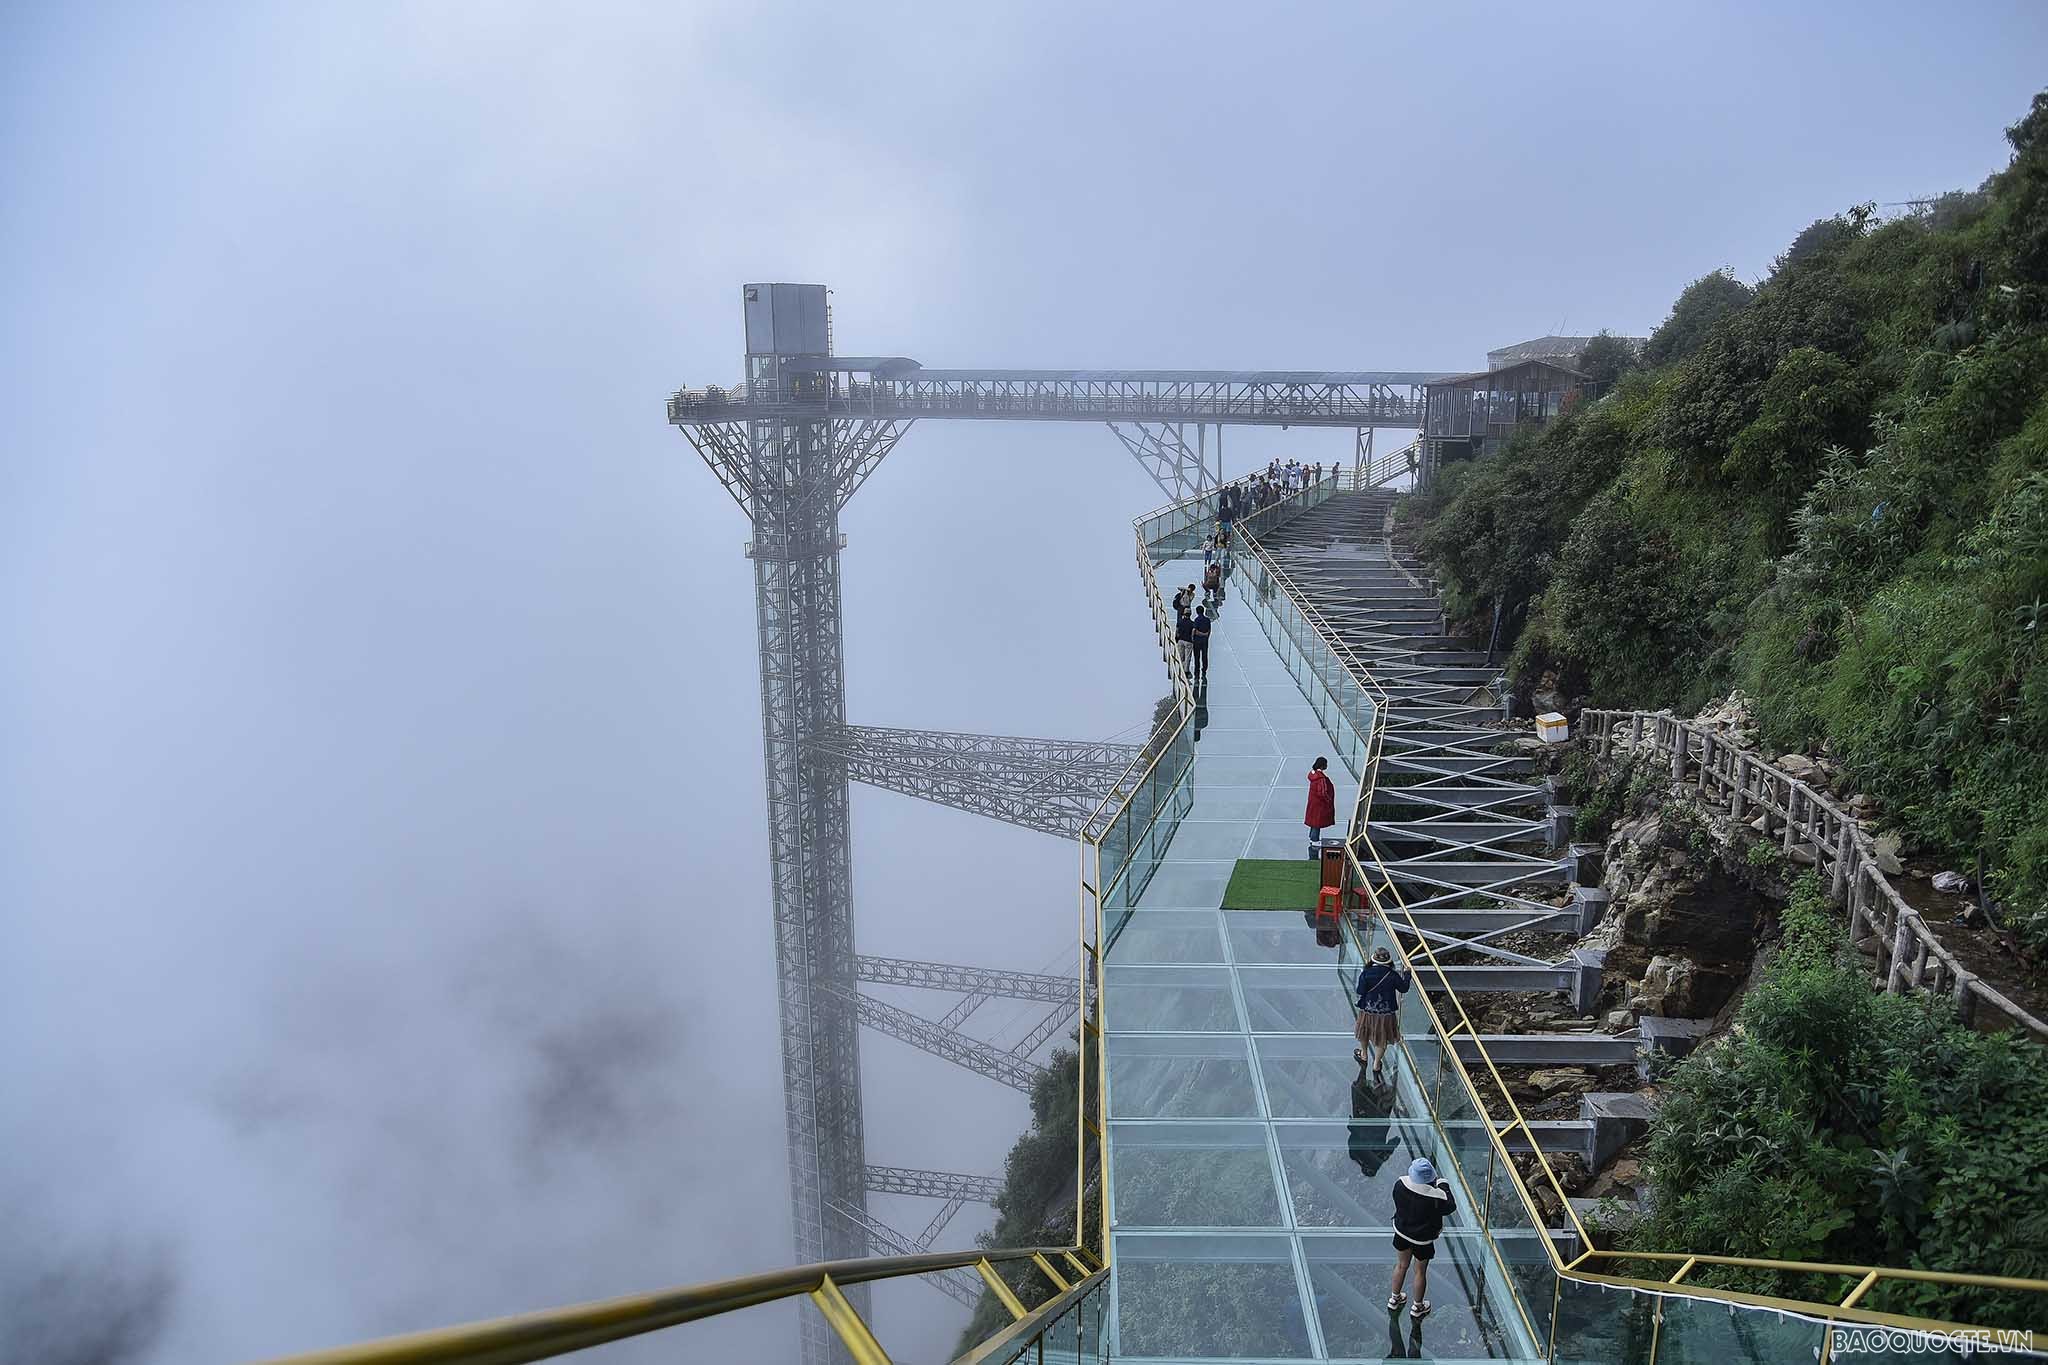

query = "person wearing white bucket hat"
[1388,1155,1455,1320]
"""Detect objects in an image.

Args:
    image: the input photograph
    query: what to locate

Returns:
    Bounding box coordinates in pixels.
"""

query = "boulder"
[1778,753,1817,778]
[1932,870,1971,895]
[1874,831,1905,877]
[1605,1008,1636,1031]
[1526,1067,1593,1097]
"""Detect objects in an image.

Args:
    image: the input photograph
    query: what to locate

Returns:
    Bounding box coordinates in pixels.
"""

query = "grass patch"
[1222,858,1321,909]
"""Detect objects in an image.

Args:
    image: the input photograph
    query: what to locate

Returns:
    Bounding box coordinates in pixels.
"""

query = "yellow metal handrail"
[259,1245,1100,1365]
[1229,509,2048,1355]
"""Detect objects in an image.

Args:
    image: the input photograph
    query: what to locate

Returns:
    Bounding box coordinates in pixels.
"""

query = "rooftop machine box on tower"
[744,282,829,357]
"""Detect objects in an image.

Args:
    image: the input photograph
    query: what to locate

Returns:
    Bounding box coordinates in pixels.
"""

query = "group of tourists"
[1170,565,1221,683]
[1216,459,1326,531]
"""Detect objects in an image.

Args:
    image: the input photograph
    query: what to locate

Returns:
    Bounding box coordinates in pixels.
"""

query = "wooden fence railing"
[1581,708,2047,1044]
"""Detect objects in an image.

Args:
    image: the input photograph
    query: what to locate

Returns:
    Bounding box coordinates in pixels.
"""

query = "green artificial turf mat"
[1221,858,1323,910]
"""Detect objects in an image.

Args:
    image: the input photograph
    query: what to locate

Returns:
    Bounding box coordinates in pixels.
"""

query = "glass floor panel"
[1103,551,1539,1361]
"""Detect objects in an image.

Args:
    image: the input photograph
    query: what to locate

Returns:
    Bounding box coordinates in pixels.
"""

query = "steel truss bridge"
[669,283,1440,1365]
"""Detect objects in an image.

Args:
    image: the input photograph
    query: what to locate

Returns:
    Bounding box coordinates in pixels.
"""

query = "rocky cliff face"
[1594,801,1778,1022]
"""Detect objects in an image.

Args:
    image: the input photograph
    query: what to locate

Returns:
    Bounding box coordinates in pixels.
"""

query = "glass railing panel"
[1112,1233,1315,1359]
[1650,1292,1828,1364]
[1479,1140,1560,1350]
[1106,1034,1260,1119]
[1396,977,1443,1110]
[1433,1052,1482,1126]
[1110,1122,1285,1228]
[1553,1275,1657,1364]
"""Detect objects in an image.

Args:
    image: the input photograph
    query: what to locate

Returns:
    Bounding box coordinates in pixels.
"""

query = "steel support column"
[742,299,871,1365]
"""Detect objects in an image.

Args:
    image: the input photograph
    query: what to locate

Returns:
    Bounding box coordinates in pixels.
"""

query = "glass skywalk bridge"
[262,474,2043,1365]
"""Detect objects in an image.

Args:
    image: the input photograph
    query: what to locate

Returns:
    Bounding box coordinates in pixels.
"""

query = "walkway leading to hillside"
[1100,547,1541,1362]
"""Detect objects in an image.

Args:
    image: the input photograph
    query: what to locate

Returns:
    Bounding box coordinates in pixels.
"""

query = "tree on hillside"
[1773,205,1872,276]
[1642,269,1755,367]
[1577,331,1637,387]
[1995,90,2048,284]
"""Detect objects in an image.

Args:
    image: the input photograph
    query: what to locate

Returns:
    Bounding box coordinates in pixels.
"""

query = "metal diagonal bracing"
[826,1200,983,1306]
[863,1166,1005,1203]
[677,420,756,517]
[845,989,1046,1093]
[814,723,1140,837]
[916,1195,967,1249]
[854,954,1078,1005]
[833,418,911,509]
[1009,1003,1074,1057]
[1106,421,1225,500]
[937,992,989,1030]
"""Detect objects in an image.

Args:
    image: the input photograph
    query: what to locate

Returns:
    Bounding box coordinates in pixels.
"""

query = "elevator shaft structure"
[670,284,1438,1365]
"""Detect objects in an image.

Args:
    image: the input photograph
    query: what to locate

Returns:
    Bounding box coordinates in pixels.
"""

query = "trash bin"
[1318,838,1348,891]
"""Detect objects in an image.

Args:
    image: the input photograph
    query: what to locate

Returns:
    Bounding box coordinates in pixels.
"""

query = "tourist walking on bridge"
[1190,604,1212,682]
[1304,755,1336,858]
[1388,1155,1453,1321]
[1353,943,1409,1079]
[1174,596,1195,673]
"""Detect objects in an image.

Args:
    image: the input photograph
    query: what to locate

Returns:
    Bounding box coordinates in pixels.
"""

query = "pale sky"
[4,3,2043,1362]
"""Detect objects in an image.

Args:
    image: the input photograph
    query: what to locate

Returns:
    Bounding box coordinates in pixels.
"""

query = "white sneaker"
[1410,1300,1432,1320]
[1386,1292,1407,1311]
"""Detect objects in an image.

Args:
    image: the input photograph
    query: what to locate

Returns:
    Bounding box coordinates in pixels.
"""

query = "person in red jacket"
[1304,756,1337,859]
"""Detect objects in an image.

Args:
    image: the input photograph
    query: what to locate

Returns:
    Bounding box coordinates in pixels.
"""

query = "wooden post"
[1831,819,1851,900]
[1782,783,1799,852]
[1697,733,1714,795]
[1911,939,1930,991]
[1730,755,1748,821]
[1631,713,1644,753]
[1671,726,1687,782]
[1954,975,1978,1026]
[1887,915,1914,993]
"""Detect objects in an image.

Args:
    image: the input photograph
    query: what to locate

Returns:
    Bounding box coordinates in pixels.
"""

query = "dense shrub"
[1631,877,2048,1329]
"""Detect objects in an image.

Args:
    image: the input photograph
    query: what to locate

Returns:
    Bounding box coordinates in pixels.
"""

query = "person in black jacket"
[1388,1156,1455,1319]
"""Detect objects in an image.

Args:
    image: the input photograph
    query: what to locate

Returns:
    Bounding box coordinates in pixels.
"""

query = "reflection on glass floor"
[1103,556,1541,1362]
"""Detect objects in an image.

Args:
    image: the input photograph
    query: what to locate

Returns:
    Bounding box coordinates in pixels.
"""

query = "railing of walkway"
[259,1246,1106,1365]
[1581,708,2048,1043]
[1229,507,2048,1361]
